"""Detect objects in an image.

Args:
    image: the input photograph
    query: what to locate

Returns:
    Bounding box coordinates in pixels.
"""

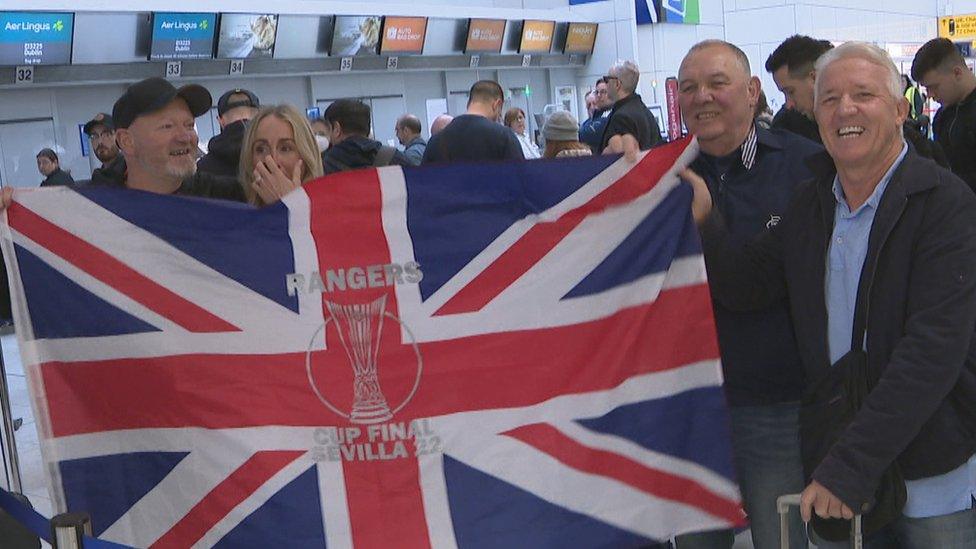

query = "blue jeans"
[812,502,976,548]
[674,402,808,549]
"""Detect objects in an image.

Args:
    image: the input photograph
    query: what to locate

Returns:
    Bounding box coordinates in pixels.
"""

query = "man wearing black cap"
[197,88,260,178]
[93,77,244,200]
[80,112,126,186]
[83,113,121,169]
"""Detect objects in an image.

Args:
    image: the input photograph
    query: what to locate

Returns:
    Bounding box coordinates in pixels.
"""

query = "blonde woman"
[239,105,324,206]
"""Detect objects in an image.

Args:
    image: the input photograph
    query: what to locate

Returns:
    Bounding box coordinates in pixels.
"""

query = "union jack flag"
[1,137,742,548]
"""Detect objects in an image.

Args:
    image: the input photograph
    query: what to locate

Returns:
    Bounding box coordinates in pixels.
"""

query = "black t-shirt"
[422,114,524,164]
[40,168,75,187]
[89,155,246,202]
[599,93,662,151]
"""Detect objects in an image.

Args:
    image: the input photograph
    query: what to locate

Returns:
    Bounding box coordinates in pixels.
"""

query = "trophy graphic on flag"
[325,296,394,424]
[306,293,423,424]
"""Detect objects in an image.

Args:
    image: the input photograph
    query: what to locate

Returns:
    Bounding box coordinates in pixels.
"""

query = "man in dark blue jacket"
[579,78,612,153]
[322,99,411,173]
[694,42,976,549]
[674,39,820,549]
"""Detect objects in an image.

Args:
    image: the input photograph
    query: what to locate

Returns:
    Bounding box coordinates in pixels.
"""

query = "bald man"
[430,114,453,136]
[395,114,426,166]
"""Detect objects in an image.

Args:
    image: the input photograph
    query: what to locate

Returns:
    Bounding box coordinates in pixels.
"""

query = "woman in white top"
[503,107,541,159]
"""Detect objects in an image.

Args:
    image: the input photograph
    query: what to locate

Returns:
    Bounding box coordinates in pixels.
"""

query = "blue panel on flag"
[60,451,189,536]
[406,155,618,301]
[214,466,326,549]
[564,184,698,299]
[444,455,659,547]
[15,243,160,338]
[577,386,736,481]
[73,187,299,313]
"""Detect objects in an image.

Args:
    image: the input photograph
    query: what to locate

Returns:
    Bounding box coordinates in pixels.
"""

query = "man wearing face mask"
[197,88,260,178]
[310,117,331,153]
[422,80,524,164]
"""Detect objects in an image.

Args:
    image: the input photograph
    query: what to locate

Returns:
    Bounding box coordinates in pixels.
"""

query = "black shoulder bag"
[798,293,906,541]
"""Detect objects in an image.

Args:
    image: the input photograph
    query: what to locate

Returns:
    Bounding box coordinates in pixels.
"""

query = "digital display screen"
[380,17,427,54]
[217,14,278,59]
[519,20,554,53]
[464,18,504,53]
[0,12,74,66]
[149,12,217,61]
[564,22,597,54]
[331,16,382,56]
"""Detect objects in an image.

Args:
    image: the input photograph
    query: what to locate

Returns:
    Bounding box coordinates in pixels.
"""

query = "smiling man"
[674,39,821,549]
[692,41,976,548]
[97,77,244,200]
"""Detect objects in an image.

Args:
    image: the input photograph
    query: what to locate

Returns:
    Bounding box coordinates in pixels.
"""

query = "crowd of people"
[11,32,976,549]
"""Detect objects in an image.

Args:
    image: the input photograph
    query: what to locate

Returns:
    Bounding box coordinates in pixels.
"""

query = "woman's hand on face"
[252,156,303,205]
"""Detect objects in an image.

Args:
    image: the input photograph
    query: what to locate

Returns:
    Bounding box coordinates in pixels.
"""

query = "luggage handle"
[777,493,862,549]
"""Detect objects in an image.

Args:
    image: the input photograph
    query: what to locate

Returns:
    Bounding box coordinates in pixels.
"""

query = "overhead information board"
[564,22,598,54]
[519,20,554,53]
[465,19,505,53]
[217,14,278,59]
[940,14,976,41]
[380,17,427,55]
[0,12,74,66]
[331,16,382,56]
[150,12,217,61]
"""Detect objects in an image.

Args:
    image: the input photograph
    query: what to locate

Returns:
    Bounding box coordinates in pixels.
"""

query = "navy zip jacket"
[692,127,822,406]
[700,148,976,510]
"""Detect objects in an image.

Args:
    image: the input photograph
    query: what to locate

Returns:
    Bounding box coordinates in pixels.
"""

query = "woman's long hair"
[239,105,324,206]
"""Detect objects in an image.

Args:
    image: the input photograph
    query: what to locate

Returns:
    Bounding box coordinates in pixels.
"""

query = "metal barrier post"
[0,336,22,493]
[776,493,802,549]
[851,514,863,549]
[51,512,91,549]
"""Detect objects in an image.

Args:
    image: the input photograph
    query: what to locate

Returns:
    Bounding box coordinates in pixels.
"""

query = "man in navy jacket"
[692,42,976,548]
[673,40,820,549]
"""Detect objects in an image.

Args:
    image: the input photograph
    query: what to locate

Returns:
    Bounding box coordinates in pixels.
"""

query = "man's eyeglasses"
[603,75,620,82]
[88,131,113,140]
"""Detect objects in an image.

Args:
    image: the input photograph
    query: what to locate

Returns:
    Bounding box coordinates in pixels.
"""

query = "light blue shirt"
[827,142,976,518]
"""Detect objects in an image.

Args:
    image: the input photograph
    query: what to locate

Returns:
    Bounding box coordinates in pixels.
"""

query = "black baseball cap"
[112,77,212,129]
[217,88,259,117]
[83,113,114,136]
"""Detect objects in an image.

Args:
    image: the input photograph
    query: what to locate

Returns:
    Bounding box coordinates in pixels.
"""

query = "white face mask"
[315,135,330,153]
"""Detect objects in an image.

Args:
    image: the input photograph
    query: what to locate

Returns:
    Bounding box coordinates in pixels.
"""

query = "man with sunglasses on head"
[600,60,662,153]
